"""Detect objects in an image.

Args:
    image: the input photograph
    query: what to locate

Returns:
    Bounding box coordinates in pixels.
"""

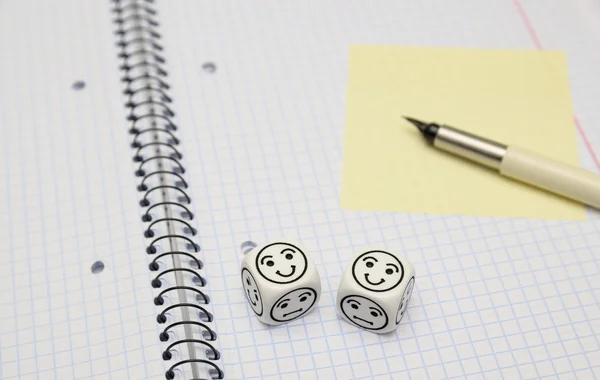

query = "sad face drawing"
[241,268,263,316]
[270,288,318,322]
[340,295,388,331]
[395,277,415,324]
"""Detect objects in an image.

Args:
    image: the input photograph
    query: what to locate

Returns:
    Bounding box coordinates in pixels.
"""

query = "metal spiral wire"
[112,0,223,379]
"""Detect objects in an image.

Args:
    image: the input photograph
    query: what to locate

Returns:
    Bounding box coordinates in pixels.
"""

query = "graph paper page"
[160,0,600,379]
[0,1,168,378]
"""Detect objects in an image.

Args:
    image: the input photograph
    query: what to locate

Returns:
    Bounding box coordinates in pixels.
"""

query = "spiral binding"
[112,1,223,379]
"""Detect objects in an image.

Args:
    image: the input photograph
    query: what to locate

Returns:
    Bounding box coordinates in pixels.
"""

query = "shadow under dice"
[240,240,321,325]
[337,248,415,334]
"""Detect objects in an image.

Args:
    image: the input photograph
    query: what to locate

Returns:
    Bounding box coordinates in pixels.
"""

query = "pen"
[405,116,600,210]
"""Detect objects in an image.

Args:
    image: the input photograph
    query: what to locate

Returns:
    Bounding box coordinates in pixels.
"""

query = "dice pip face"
[352,250,405,292]
[255,241,309,284]
[340,295,389,330]
[241,268,263,316]
[270,287,318,322]
[337,248,415,334]
[241,240,321,325]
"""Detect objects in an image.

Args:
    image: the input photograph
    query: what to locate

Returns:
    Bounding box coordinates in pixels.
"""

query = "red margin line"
[513,0,600,171]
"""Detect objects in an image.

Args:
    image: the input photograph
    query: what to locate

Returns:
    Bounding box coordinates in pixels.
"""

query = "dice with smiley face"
[336,247,415,334]
[240,240,321,325]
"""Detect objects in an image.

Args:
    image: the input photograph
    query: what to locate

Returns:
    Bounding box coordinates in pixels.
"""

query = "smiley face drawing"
[395,277,415,324]
[241,268,263,316]
[340,295,388,331]
[352,250,404,292]
[255,242,308,284]
[270,287,317,322]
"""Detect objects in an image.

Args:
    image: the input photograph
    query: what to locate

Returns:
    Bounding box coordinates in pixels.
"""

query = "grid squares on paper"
[0,0,166,379]
[159,0,600,379]
[2,0,600,379]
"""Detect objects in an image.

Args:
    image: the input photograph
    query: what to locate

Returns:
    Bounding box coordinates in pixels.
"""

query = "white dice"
[336,247,415,334]
[240,240,321,325]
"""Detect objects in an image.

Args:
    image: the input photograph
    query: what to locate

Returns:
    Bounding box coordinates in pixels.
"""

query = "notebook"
[1,0,600,379]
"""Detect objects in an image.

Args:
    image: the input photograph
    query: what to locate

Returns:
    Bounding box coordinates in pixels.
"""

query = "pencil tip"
[403,116,427,132]
[404,116,438,143]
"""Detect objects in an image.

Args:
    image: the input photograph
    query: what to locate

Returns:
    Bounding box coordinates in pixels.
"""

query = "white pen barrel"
[500,145,600,209]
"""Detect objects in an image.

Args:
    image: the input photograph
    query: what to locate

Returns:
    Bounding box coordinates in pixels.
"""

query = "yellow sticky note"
[341,46,586,220]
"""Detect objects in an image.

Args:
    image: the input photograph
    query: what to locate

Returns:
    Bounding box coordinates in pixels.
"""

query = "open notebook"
[1,0,600,379]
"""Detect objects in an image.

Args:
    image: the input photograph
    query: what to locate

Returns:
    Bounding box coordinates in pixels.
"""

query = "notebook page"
[160,0,600,378]
[0,1,167,378]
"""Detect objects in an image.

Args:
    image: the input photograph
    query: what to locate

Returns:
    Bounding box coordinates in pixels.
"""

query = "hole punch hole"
[147,244,163,255]
[154,295,171,306]
[196,293,210,304]
[241,241,257,255]
[198,311,212,322]
[177,196,190,204]
[167,348,179,360]
[91,261,105,274]
[202,330,216,341]
[157,312,173,324]
[186,242,200,251]
[205,349,219,360]
[168,368,184,380]
[72,80,86,90]
[160,330,176,342]
[192,275,205,286]
[202,62,216,73]
[183,227,196,235]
